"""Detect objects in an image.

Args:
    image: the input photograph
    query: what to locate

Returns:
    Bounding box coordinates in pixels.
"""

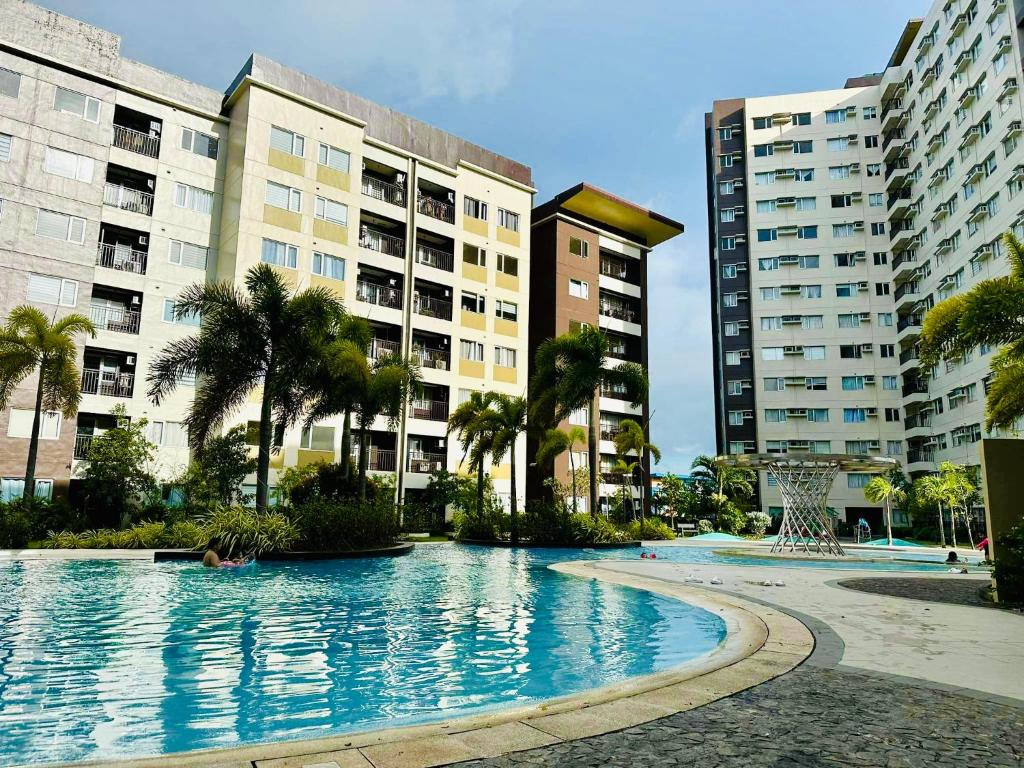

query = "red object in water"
[640,553,648,559]
[650,553,657,559]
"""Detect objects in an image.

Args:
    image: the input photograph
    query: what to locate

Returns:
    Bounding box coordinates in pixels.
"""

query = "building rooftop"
[533,182,684,247]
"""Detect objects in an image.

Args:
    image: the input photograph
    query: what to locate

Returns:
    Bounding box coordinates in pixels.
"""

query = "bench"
[677,523,697,536]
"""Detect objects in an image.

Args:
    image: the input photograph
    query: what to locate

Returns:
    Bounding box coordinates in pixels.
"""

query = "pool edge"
[25,560,814,768]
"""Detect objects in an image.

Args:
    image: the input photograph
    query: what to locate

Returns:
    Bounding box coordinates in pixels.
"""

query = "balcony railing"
[89,305,141,334]
[907,449,934,465]
[368,338,400,360]
[601,384,632,400]
[73,434,93,459]
[104,183,154,216]
[361,176,406,207]
[600,260,629,280]
[902,379,929,397]
[407,451,446,473]
[415,243,454,272]
[607,346,631,361]
[899,347,918,365]
[96,243,148,274]
[894,281,920,301]
[411,345,450,370]
[905,414,932,431]
[356,281,402,310]
[897,314,922,332]
[599,301,638,323]
[409,399,449,422]
[359,227,405,258]
[413,294,453,321]
[417,193,455,224]
[81,368,134,398]
[350,447,397,472]
[112,124,160,158]
[600,426,622,441]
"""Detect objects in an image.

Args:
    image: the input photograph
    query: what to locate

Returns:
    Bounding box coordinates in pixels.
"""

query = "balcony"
[407,450,446,474]
[417,181,455,224]
[96,242,147,275]
[362,160,407,207]
[409,398,449,422]
[103,182,153,216]
[413,292,453,321]
[111,105,162,159]
[89,303,140,335]
[902,378,929,397]
[360,448,397,472]
[894,280,921,302]
[73,434,93,460]
[81,368,134,398]
[887,187,912,214]
[368,337,400,361]
[899,347,919,365]
[411,344,450,371]
[356,280,403,310]
[897,314,923,336]
[415,241,454,272]
[359,226,405,258]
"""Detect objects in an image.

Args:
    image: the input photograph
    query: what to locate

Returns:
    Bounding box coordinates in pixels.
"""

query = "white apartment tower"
[707,0,1024,525]
[0,2,533,509]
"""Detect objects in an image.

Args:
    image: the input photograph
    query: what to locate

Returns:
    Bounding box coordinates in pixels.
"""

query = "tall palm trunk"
[962,507,976,550]
[637,462,646,533]
[340,408,352,480]
[509,442,518,545]
[885,498,893,547]
[476,460,484,517]
[23,363,46,501]
[569,449,578,515]
[950,505,958,549]
[936,502,947,547]
[255,380,274,513]
[587,392,598,517]
[358,417,369,501]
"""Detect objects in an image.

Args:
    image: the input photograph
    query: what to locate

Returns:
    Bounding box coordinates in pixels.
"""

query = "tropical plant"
[697,519,714,535]
[202,506,299,558]
[292,496,400,551]
[715,500,746,535]
[177,424,256,509]
[530,326,648,517]
[536,425,589,514]
[612,418,661,529]
[623,517,676,541]
[915,474,948,547]
[608,458,636,523]
[0,502,32,548]
[147,263,343,512]
[746,510,771,538]
[919,231,1024,432]
[654,473,695,526]
[487,394,527,544]
[992,521,1024,604]
[690,454,755,502]
[938,461,980,550]
[448,391,498,519]
[0,306,95,498]
[863,474,907,547]
[77,406,159,528]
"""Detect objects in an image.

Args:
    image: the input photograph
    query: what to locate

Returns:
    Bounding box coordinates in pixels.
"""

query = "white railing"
[415,243,454,272]
[411,346,450,370]
[112,124,160,158]
[359,227,405,257]
[104,183,154,216]
[599,301,638,323]
[407,451,446,473]
[351,447,398,472]
[356,281,403,310]
[368,338,400,360]
[73,434,93,459]
[96,243,147,274]
[412,294,452,321]
[409,399,449,422]
[81,368,134,398]
[361,176,406,207]
[417,193,455,223]
[89,305,141,334]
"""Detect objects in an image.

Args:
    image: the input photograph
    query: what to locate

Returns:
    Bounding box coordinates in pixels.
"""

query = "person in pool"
[202,549,249,568]
[945,551,959,564]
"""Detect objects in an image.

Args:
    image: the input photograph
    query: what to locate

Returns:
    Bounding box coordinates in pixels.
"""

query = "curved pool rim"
[34,561,810,768]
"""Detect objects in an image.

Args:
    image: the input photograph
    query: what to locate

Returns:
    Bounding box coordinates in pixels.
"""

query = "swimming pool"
[0,546,726,766]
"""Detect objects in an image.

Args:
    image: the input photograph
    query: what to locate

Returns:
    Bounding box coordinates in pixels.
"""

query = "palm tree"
[448,391,498,518]
[488,394,527,544]
[612,418,661,530]
[916,474,947,547]
[919,231,1024,432]
[863,475,907,547]
[535,425,588,513]
[609,457,636,521]
[691,454,755,501]
[938,461,978,550]
[0,306,95,499]
[353,354,420,499]
[530,326,648,518]
[148,263,342,512]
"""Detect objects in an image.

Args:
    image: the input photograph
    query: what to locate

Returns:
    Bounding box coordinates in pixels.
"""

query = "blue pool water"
[0,546,726,766]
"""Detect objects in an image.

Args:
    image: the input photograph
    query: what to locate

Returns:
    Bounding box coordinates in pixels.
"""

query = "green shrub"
[993,522,1024,604]
[623,518,676,540]
[287,462,390,507]
[293,496,400,550]
[519,501,574,544]
[746,511,772,538]
[568,513,629,544]
[202,506,299,558]
[164,520,208,549]
[0,502,32,548]
[453,508,510,541]
[697,519,714,535]
[716,502,747,535]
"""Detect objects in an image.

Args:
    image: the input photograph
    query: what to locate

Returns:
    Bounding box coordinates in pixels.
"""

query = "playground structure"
[718,453,900,557]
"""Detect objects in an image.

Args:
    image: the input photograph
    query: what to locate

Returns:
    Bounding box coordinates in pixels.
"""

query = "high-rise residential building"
[707,0,1024,525]
[0,1,533,508]
[529,183,683,514]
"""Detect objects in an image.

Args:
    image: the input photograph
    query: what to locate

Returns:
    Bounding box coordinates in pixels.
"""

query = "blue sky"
[41,0,929,473]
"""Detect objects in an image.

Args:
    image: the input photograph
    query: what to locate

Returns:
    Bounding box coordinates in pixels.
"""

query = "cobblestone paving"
[454,666,1024,767]
[838,577,991,608]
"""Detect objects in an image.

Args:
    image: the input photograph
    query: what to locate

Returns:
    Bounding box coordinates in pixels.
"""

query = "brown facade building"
[528,183,683,515]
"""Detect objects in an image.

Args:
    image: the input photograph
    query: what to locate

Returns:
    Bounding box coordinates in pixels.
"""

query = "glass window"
[569,279,589,299]
[301,426,335,451]
[318,142,351,173]
[312,251,345,280]
[314,196,348,226]
[35,209,85,243]
[270,125,305,157]
[494,346,517,368]
[180,128,219,159]
[461,291,485,313]
[27,274,77,307]
[266,181,302,212]
[260,238,298,269]
[495,299,518,322]
[168,240,209,270]
[53,86,99,122]
[0,67,21,100]
[497,208,519,231]
[460,340,484,362]
[496,253,518,276]
[463,244,486,266]
[464,196,487,220]
[43,147,94,182]
[569,236,589,258]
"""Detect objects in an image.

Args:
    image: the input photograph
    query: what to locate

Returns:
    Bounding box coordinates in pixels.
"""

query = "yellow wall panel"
[297,449,333,468]
[264,204,302,232]
[493,364,518,384]
[316,165,350,192]
[461,310,486,331]
[495,272,519,292]
[496,227,520,247]
[463,217,488,237]
[494,318,518,337]
[268,148,305,175]
[459,359,485,378]
[462,262,487,283]
[313,218,349,244]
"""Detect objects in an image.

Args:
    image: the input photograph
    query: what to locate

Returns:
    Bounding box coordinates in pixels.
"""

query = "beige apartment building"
[0,1,533,509]
[707,0,1024,525]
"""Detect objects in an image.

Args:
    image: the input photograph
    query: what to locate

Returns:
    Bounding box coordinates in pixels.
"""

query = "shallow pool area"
[0,546,726,766]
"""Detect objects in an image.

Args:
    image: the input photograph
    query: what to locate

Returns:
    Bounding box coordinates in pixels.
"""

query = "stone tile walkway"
[454,665,1024,767]
[838,576,992,607]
